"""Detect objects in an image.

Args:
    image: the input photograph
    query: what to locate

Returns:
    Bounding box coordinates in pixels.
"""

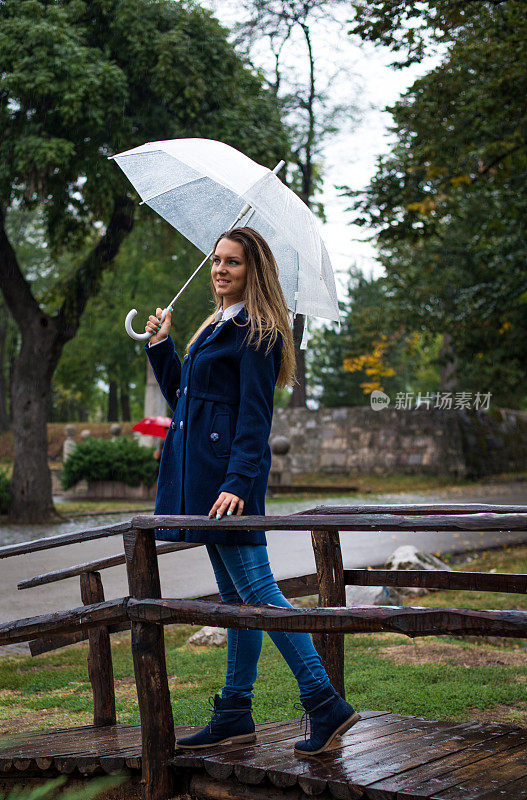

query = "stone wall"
[269,406,527,480]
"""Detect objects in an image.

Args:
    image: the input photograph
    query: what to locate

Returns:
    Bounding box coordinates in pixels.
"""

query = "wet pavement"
[0,480,525,626]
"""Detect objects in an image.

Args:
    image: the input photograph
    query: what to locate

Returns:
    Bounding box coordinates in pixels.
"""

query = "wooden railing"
[0,504,526,800]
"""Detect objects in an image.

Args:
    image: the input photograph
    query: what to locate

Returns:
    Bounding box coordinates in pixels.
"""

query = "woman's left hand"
[209,492,244,519]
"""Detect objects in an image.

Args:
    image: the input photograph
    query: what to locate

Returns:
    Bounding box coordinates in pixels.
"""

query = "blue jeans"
[206,543,331,699]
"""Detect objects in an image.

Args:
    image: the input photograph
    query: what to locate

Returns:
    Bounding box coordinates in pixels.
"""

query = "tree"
[234,0,360,406]
[346,0,527,407]
[0,0,288,521]
[307,266,442,407]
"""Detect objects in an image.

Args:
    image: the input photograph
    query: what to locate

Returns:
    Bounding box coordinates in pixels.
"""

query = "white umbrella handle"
[124,159,285,341]
[125,307,169,341]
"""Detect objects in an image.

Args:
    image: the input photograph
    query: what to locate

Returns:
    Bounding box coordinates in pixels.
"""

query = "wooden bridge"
[0,504,526,800]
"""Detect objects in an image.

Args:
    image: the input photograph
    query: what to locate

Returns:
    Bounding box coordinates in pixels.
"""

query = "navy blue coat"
[145,307,283,545]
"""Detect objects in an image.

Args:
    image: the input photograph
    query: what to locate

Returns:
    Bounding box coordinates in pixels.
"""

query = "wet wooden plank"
[133,512,527,532]
[425,741,527,800]
[172,713,390,784]
[300,504,527,516]
[0,598,129,646]
[249,716,442,793]
[365,725,526,798]
[195,715,425,793]
[344,569,527,594]
[0,723,142,758]
[471,776,527,800]
[196,723,306,781]
[329,722,499,788]
[128,598,527,638]
[1,714,526,800]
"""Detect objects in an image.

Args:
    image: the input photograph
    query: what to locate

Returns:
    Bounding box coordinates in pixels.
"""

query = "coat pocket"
[209,410,233,458]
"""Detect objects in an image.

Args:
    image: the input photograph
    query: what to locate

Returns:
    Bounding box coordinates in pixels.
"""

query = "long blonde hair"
[186,227,296,389]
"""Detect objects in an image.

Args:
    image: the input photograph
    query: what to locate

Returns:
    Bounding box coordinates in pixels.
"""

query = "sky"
[202,1,436,302]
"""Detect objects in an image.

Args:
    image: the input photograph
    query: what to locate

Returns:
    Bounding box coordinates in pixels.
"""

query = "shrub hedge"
[61,437,158,490]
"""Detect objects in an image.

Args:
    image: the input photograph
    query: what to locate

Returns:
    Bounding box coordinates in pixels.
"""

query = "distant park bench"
[0,504,526,800]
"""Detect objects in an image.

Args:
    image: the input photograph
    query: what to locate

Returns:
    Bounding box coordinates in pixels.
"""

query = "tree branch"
[479,143,525,176]
[56,195,135,342]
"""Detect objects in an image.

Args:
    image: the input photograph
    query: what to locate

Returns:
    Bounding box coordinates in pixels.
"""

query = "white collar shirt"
[213,300,246,325]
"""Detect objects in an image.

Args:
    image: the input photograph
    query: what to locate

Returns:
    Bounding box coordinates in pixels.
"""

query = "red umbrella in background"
[132,416,172,439]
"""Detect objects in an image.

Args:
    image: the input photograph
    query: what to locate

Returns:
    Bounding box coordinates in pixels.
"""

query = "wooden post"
[311,529,346,698]
[80,571,116,726]
[123,530,175,800]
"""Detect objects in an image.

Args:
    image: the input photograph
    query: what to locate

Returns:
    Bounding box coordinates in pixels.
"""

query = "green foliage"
[1,0,290,421]
[0,468,10,514]
[0,0,289,253]
[346,0,527,407]
[0,775,124,800]
[308,267,442,407]
[61,437,157,489]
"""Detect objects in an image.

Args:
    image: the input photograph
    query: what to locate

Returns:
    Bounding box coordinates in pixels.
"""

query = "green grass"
[1,546,526,735]
[412,545,527,610]
[55,500,153,516]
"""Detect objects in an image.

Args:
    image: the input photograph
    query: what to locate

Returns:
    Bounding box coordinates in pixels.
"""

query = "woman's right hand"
[146,306,172,344]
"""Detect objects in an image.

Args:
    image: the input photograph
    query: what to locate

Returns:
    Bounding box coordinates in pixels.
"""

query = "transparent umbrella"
[109,138,339,343]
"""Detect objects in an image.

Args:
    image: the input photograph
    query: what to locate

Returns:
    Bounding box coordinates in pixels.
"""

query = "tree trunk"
[0,304,10,431]
[107,380,118,422]
[439,333,458,392]
[290,314,306,407]
[0,196,135,523]
[120,383,130,422]
[9,327,60,522]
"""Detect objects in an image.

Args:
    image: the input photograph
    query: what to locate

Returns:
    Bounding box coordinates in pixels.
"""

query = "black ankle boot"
[176,694,256,750]
[294,684,360,756]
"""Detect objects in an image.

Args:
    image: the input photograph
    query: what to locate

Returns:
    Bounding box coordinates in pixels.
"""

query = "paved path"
[0,480,525,627]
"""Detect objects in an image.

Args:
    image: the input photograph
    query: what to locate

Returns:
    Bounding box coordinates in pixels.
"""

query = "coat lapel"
[196,306,248,352]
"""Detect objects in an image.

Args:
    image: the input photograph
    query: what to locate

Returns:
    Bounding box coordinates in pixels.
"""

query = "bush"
[0,468,10,514]
[61,437,158,490]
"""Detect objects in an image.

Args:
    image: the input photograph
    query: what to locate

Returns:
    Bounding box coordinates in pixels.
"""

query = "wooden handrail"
[0,520,132,559]
[18,541,201,589]
[298,503,527,515]
[344,569,527,593]
[0,597,129,645]
[2,505,526,800]
[132,512,527,531]
[3,506,526,561]
[2,596,526,647]
[126,598,527,638]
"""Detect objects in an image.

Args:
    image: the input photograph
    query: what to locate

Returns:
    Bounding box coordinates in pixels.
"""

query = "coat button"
[176,388,181,399]
[170,421,176,431]
[180,420,184,430]
[210,432,220,441]
[183,354,189,362]
[184,386,187,395]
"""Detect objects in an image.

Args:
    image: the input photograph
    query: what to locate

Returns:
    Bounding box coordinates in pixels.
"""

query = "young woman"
[144,227,359,755]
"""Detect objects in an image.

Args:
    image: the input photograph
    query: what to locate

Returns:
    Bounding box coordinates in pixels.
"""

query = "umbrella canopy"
[111,138,339,323]
[132,416,172,439]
